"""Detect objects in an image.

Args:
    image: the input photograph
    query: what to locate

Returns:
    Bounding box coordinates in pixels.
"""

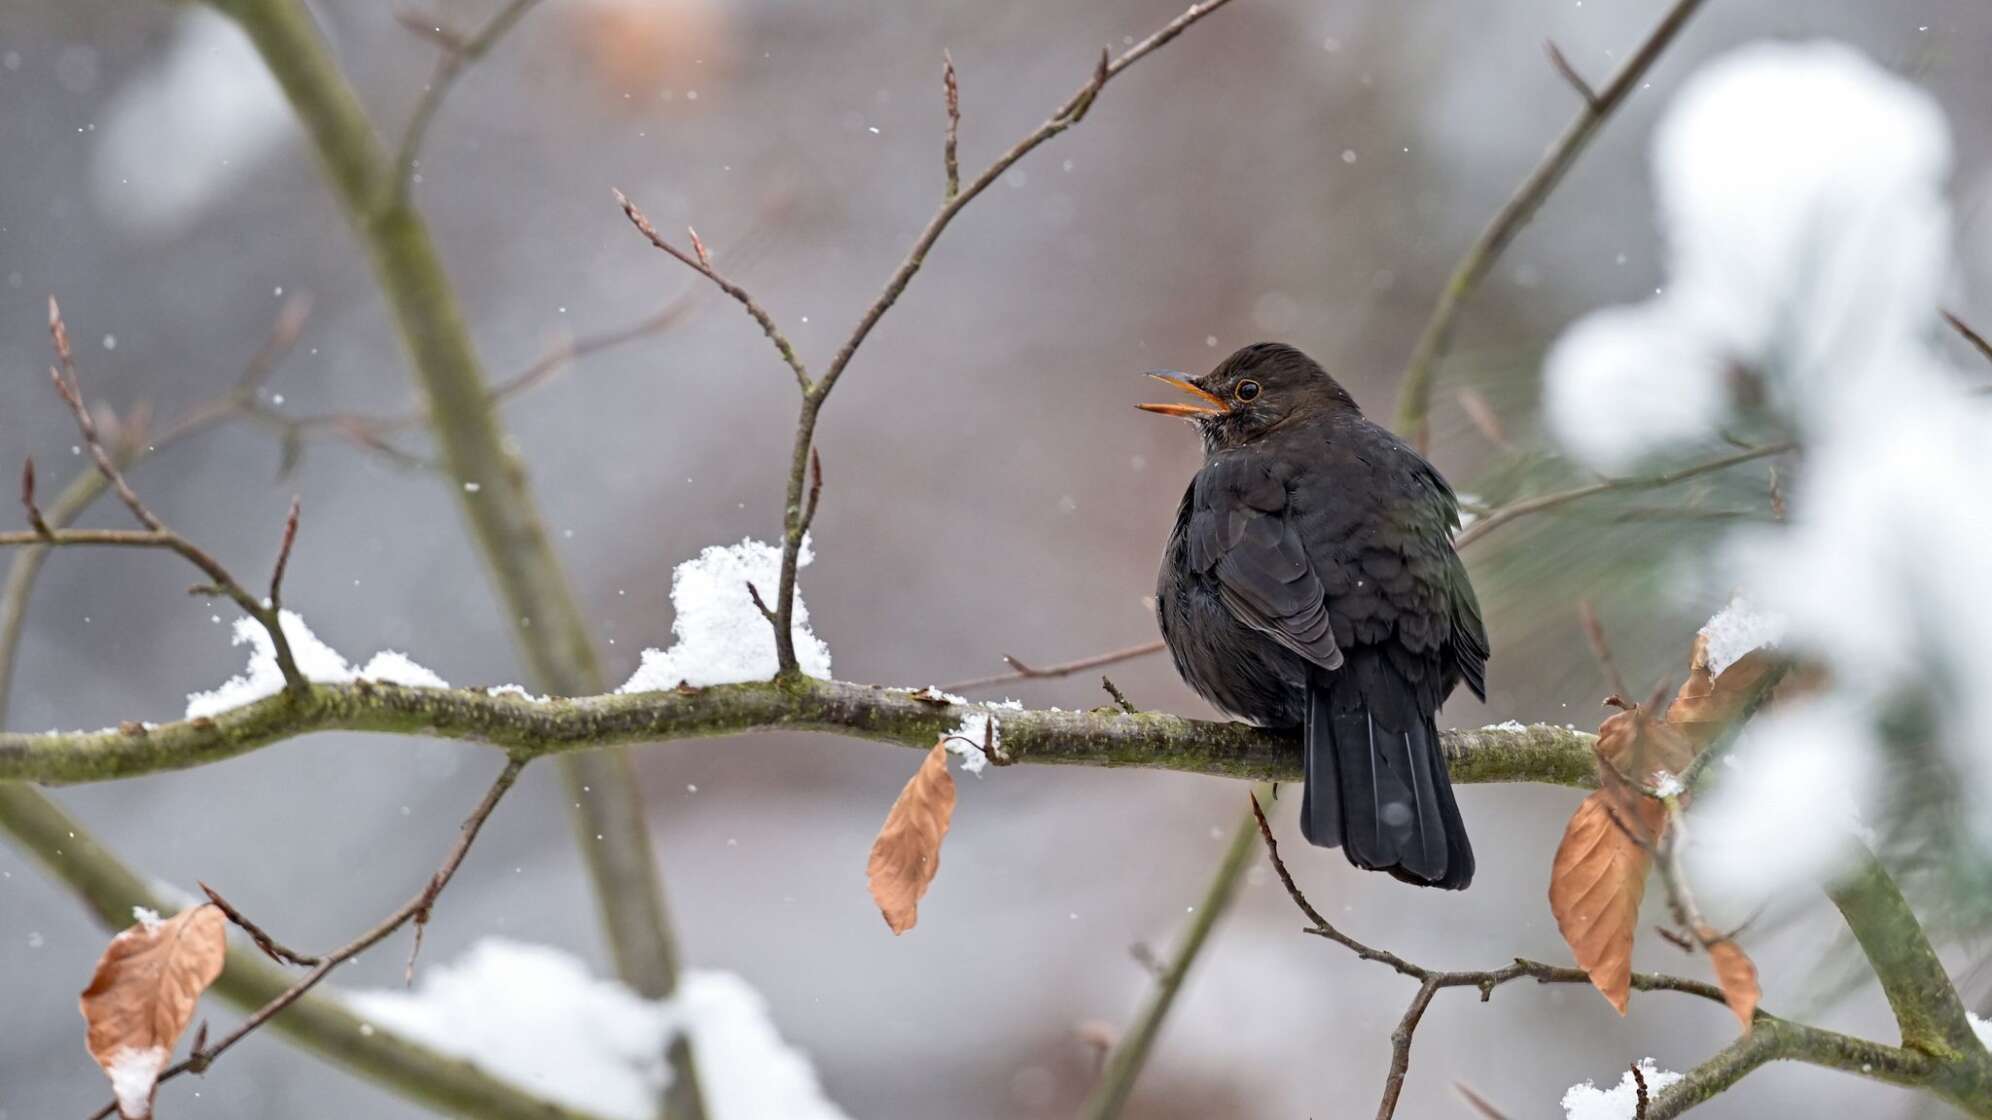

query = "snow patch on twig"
[618,537,832,692]
[185,610,450,718]
[1561,1059,1682,1119]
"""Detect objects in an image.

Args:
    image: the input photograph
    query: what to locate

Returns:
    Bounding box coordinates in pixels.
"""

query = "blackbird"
[1141,342,1488,889]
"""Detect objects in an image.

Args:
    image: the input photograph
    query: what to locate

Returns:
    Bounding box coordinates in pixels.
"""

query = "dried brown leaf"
[1594,707,1696,790]
[1549,791,1664,1014]
[1702,930,1761,1031]
[80,904,228,1118]
[1667,638,1780,751]
[867,741,956,934]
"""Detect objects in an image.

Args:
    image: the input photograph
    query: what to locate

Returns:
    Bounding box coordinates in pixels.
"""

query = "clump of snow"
[946,711,996,775]
[105,1044,168,1120]
[131,906,162,932]
[618,538,832,693]
[1561,1059,1683,1120]
[1698,597,1784,677]
[357,651,451,690]
[487,683,550,703]
[347,939,849,1120]
[1543,42,1953,470]
[1543,40,1992,896]
[1969,1011,1992,1052]
[1685,699,1879,910]
[185,610,350,718]
[1480,719,1529,734]
[185,609,452,718]
[1651,772,1684,799]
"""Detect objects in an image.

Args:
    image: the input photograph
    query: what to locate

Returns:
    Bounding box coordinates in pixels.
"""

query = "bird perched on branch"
[1141,343,1488,889]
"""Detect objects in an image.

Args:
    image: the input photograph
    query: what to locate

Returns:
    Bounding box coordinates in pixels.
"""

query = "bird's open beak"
[1135,372,1227,417]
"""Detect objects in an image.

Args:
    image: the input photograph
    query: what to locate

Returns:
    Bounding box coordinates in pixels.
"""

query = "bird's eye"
[1234,379,1261,402]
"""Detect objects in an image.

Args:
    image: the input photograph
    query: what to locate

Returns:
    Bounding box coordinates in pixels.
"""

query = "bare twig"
[1454,1082,1514,1119]
[88,757,529,1119]
[199,882,323,967]
[1545,39,1601,107]
[1101,676,1138,714]
[268,496,302,610]
[37,298,307,694]
[19,460,49,538]
[615,190,812,391]
[1578,600,1633,704]
[942,51,961,199]
[1393,0,1708,449]
[746,580,777,625]
[621,0,1242,681]
[1944,308,1992,367]
[1454,441,1793,550]
[1247,793,1731,1120]
[388,0,548,208]
[1632,1062,1651,1119]
[940,639,1168,693]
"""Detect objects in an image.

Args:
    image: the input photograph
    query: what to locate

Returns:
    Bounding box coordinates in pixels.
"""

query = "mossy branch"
[0,676,1594,788]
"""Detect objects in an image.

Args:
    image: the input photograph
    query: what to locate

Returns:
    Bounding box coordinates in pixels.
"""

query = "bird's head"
[1136,342,1359,451]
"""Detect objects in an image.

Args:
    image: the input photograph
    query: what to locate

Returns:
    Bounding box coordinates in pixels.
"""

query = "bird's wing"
[1187,451,1343,671]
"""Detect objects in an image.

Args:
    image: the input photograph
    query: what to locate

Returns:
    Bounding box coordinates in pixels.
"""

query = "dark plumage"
[1142,343,1489,889]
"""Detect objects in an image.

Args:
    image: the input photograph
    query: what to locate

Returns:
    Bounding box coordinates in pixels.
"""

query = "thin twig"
[268,497,302,610]
[1454,1082,1514,1120]
[1393,0,1708,449]
[1454,441,1793,550]
[745,580,777,625]
[1578,601,1632,703]
[1943,308,1992,367]
[387,0,547,209]
[39,298,306,693]
[1101,676,1138,714]
[1544,39,1601,107]
[942,51,961,199]
[1247,793,1731,1120]
[614,190,812,391]
[19,460,49,538]
[198,882,323,967]
[940,639,1168,693]
[88,756,529,1120]
[735,0,1240,679]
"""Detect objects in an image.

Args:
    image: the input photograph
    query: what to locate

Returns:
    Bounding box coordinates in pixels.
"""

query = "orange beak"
[1135,372,1227,418]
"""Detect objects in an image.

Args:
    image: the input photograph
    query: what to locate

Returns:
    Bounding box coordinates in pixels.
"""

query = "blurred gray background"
[2,1,1988,1117]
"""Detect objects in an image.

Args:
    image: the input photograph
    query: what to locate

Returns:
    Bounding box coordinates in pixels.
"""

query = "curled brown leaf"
[1667,638,1780,752]
[1701,929,1762,1031]
[1548,791,1664,1014]
[80,904,228,1118]
[866,740,957,934]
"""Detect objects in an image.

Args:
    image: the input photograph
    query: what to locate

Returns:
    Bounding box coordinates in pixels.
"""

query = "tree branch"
[1247,793,1738,1120]
[1392,0,1708,449]
[86,756,529,1120]
[1079,788,1265,1120]
[0,676,1596,788]
[205,6,698,1091]
[0,782,610,1120]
